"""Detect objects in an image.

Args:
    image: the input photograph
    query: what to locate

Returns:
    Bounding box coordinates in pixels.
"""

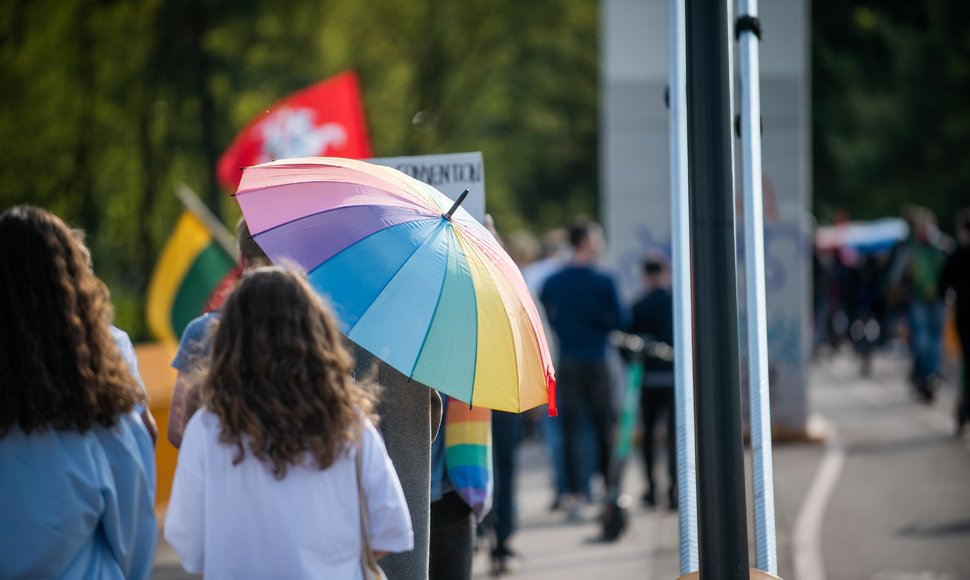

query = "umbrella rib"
[407,226,456,379]
[345,221,444,337]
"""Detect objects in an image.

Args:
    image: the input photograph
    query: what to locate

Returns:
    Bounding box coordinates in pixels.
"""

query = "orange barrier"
[135,342,179,516]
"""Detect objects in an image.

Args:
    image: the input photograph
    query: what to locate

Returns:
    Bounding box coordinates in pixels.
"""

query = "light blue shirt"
[0,327,156,579]
[0,410,157,579]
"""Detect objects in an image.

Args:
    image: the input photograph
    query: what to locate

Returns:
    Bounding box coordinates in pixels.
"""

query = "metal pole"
[736,0,779,574]
[669,0,700,573]
[176,183,237,256]
[686,0,751,577]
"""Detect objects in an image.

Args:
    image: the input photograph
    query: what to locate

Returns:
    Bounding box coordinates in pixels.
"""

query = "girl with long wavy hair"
[0,205,157,579]
[165,266,413,578]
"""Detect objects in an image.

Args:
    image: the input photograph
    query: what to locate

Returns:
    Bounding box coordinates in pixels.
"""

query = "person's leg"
[491,411,522,559]
[956,316,970,432]
[556,360,584,497]
[910,301,929,382]
[640,387,661,505]
[541,410,568,507]
[925,301,945,378]
[660,387,678,508]
[587,361,615,492]
[429,492,475,580]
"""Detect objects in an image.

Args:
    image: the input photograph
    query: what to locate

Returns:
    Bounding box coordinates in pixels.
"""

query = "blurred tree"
[813,1,970,230]
[0,0,599,339]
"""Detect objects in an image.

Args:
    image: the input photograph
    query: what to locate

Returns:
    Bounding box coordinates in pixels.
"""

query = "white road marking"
[792,416,846,580]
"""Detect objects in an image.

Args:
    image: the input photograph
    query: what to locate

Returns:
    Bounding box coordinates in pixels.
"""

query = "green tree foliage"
[813,1,970,229]
[0,0,598,340]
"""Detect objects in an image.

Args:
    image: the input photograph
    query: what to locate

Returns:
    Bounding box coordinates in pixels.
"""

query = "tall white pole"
[669,0,699,572]
[737,0,778,573]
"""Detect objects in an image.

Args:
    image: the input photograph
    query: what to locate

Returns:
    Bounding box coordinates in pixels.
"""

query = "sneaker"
[567,500,588,523]
[548,495,564,512]
[489,549,521,576]
[641,489,656,507]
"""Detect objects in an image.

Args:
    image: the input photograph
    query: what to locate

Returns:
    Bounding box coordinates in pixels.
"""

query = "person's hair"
[507,230,540,267]
[568,218,598,250]
[236,218,270,269]
[540,228,568,257]
[643,258,665,276]
[0,206,141,436]
[202,266,377,479]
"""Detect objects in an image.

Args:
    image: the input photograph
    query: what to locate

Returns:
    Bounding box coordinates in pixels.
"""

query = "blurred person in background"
[0,206,157,579]
[889,207,950,401]
[541,218,624,520]
[939,208,970,435]
[521,228,579,510]
[522,228,570,296]
[479,230,540,576]
[628,256,678,509]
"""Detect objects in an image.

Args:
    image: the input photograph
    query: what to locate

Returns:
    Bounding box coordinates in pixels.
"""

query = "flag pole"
[669,0,700,573]
[686,0,751,576]
[175,184,237,257]
[737,0,779,574]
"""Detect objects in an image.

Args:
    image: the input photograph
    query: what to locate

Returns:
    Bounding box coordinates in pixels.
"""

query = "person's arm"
[111,327,158,445]
[140,409,158,445]
[539,281,556,326]
[164,416,207,574]
[167,374,200,449]
[360,421,414,555]
[167,317,212,448]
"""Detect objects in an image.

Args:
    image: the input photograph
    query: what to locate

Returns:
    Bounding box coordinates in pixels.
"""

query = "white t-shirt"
[164,411,413,579]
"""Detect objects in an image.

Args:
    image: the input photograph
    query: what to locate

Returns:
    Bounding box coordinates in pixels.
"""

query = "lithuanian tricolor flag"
[147,210,236,343]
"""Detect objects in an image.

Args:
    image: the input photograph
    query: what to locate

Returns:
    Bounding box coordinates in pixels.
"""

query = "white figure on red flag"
[216,71,372,191]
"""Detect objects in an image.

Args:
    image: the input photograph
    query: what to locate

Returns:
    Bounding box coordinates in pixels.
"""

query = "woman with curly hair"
[0,205,157,579]
[164,266,413,578]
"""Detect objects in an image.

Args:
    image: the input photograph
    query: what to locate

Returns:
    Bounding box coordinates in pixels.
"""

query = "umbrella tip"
[442,189,470,221]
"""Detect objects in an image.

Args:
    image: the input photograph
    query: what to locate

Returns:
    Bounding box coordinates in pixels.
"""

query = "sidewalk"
[470,443,681,579]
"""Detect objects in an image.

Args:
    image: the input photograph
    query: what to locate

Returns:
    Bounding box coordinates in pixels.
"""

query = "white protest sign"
[369,152,485,223]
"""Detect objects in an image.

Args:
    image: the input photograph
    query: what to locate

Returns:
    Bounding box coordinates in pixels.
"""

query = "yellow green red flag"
[146,210,236,343]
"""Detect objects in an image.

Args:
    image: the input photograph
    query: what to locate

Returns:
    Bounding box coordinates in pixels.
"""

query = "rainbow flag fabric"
[147,210,236,343]
[443,397,493,520]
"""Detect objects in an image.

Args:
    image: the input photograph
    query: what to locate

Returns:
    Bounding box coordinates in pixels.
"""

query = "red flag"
[216,71,372,191]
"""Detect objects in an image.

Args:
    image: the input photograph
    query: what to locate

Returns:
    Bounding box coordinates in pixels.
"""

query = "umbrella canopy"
[233,157,556,414]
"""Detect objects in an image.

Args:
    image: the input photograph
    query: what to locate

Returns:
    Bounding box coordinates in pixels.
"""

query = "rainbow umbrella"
[233,157,556,414]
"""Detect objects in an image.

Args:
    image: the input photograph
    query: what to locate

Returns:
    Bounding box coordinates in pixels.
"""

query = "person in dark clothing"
[540,219,624,518]
[489,410,524,575]
[939,208,970,435]
[629,257,677,509]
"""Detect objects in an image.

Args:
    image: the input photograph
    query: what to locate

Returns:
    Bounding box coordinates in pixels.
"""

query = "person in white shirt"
[165,266,413,579]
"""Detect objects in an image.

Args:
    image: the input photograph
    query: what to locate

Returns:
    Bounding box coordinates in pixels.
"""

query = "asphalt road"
[813,354,970,580]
